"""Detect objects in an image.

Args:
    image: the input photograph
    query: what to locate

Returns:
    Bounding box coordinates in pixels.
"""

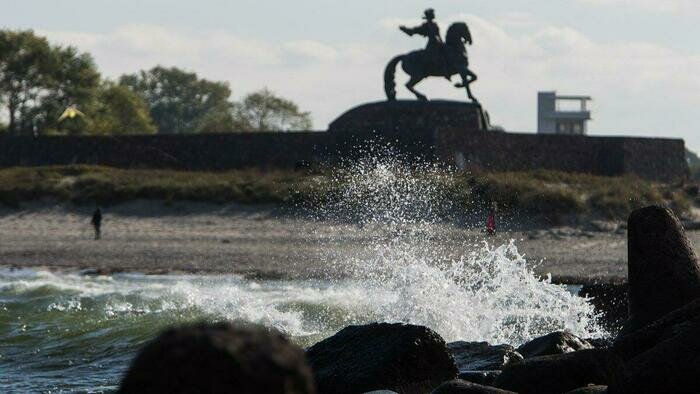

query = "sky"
[2,0,699,150]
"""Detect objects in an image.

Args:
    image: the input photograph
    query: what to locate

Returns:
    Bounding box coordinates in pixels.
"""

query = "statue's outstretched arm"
[399,24,427,37]
[399,25,415,36]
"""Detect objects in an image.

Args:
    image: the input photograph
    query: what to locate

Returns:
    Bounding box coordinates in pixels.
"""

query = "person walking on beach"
[486,201,497,235]
[91,207,102,240]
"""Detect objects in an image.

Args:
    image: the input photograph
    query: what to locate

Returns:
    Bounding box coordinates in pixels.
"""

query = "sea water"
[0,158,605,392]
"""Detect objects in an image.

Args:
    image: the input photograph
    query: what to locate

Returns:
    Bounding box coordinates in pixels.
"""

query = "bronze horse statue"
[384,22,478,102]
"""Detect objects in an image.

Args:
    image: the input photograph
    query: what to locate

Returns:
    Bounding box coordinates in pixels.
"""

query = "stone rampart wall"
[0,123,687,182]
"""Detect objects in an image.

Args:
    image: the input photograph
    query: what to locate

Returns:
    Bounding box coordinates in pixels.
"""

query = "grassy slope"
[0,165,690,221]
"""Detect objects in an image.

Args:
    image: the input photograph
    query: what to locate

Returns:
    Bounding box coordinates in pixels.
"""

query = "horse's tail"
[384,55,403,101]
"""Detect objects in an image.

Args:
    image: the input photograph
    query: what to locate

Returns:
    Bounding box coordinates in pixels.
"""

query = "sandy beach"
[0,200,656,283]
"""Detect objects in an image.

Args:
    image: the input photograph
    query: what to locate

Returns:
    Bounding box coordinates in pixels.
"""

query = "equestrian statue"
[384,8,478,103]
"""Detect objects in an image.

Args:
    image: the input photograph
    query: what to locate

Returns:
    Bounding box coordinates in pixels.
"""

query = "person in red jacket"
[486,202,497,235]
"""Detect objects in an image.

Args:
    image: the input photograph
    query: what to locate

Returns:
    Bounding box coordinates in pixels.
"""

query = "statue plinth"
[328,100,488,134]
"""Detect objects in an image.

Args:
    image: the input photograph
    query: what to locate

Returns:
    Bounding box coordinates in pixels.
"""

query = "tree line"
[0,30,312,135]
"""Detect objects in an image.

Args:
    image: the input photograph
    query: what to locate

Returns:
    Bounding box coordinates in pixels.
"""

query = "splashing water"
[309,156,604,344]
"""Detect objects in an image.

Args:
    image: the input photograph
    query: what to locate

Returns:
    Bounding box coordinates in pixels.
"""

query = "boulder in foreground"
[306,323,457,394]
[516,331,593,358]
[565,385,608,393]
[431,379,516,394]
[447,341,523,372]
[457,371,501,386]
[613,297,700,360]
[493,349,622,394]
[622,205,700,335]
[118,322,315,394]
[609,301,700,394]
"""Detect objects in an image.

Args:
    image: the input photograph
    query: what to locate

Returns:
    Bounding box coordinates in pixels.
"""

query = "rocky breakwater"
[114,205,700,393]
[608,205,700,394]
[301,205,700,393]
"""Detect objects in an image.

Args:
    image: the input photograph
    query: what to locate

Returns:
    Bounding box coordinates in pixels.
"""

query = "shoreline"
[0,199,678,284]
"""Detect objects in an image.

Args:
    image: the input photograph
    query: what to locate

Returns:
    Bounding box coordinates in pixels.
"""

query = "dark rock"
[447,341,523,372]
[516,331,593,358]
[565,385,608,393]
[584,337,612,349]
[306,323,457,394]
[622,206,700,335]
[579,283,629,334]
[613,297,700,360]
[118,322,315,394]
[609,312,700,394]
[431,379,516,394]
[457,371,501,386]
[493,349,623,394]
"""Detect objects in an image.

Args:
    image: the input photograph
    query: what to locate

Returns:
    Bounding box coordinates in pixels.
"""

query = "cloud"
[285,40,339,62]
[378,17,421,31]
[577,0,700,15]
[36,18,700,149]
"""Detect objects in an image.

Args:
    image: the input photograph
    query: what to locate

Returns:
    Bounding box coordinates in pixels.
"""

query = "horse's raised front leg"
[458,70,478,103]
[406,76,427,101]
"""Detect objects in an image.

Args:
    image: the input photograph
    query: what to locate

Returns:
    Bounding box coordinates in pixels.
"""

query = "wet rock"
[516,331,593,358]
[457,371,501,386]
[623,205,700,335]
[565,385,608,393]
[431,379,516,394]
[584,337,613,349]
[609,310,700,394]
[492,349,623,394]
[447,341,523,372]
[613,298,700,361]
[579,283,629,334]
[118,322,315,394]
[306,323,457,394]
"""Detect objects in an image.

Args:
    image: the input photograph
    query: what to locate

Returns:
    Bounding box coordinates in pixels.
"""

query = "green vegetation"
[232,88,313,132]
[0,166,312,206]
[92,83,157,135]
[465,170,689,220]
[120,67,312,133]
[0,166,690,222]
[0,30,312,136]
[0,30,101,135]
[119,66,234,134]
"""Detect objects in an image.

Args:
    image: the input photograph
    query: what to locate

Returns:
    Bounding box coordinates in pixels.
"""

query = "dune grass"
[0,165,690,221]
[0,165,312,206]
[465,170,689,221]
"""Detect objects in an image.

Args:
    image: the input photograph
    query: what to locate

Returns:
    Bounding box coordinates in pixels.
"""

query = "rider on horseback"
[386,9,478,102]
[399,9,449,76]
[400,9,442,52]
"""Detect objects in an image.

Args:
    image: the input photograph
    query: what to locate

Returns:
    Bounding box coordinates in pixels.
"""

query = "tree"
[39,47,101,135]
[0,30,101,135]
[91,82,157,135]
[0,30,54,135]
[119,66,234,134]
[233,88,312,132]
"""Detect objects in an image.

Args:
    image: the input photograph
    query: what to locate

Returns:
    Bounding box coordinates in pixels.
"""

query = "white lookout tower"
[537,91,591,135]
